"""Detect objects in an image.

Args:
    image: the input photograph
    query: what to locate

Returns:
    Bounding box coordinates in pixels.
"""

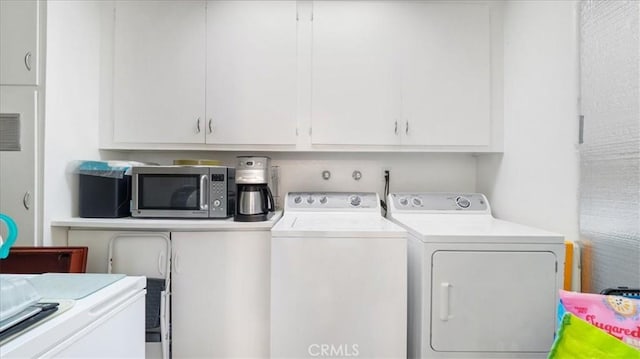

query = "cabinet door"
[68,230,170,277]
[171,231,270,358]
[113,1,206,144]
[400,2,491,146]
[0,0,38,85]
[205,1,297,145]
[311,1,401,145]
[431,251,557,352]
[0,88,37,246]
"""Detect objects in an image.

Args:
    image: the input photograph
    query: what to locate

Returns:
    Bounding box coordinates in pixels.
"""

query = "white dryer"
[387,193,565,359]
[271,192,407,359]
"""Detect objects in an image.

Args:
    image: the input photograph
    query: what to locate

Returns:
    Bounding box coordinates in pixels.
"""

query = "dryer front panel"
[430,250,557,353]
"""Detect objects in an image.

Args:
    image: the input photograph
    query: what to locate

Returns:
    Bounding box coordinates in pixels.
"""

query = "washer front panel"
[271,235,407,358]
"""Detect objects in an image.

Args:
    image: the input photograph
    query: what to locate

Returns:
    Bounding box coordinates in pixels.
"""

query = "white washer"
[271,192,407,358]
[387,193,565,359]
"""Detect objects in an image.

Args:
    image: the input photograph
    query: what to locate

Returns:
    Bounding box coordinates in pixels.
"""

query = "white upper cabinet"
[113,1,206,144]
[104,0,500,151]
[400,2,491,147]
[0,0,39,85]
[311,1,401,146]
[311,1,493,148]
[205,1,297,146]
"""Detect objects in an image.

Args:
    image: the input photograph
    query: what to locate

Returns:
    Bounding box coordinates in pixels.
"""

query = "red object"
[0,247,88,273]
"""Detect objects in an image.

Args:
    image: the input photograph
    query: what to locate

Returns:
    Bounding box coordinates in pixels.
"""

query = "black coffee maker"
[234,156,275,222]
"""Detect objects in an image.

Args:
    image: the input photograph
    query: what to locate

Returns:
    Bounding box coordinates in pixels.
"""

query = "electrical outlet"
[381,168,391,181]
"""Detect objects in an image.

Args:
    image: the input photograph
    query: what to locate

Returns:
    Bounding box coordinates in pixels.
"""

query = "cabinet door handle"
[174,253,180,274]
[394,121,398,135]
[158,251,165,276]
[440,282,452,321]
[24,52,32,71]
[196,118,201,133]
[405,121,409,135]
[208,118,213,133]
[23,191,31,210]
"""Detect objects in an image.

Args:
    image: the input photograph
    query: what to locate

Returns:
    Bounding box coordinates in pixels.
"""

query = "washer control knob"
[212,199,222,207]
[412,197,423,207]
[456,196,471,208]
[294,196,302,204]
[350,195,362,207]
[399,197,409,206]
[319,196,328,204]
[307,196,315,204]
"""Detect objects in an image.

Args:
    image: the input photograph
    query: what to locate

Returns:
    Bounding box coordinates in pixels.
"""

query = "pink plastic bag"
[559,290,640,350]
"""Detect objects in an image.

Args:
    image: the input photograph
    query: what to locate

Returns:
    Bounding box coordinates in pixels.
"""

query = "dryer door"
[431,251,557,353]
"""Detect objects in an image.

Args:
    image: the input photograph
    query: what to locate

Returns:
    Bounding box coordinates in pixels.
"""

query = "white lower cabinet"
[67,229,271,358]
[171,231,271,358]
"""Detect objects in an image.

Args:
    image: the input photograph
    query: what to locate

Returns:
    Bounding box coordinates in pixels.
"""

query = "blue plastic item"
[76,160,132,179]
[0,213,18,259]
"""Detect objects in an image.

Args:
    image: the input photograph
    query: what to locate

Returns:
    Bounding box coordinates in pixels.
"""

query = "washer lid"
[272,213,406,238]
[390,213,563,243]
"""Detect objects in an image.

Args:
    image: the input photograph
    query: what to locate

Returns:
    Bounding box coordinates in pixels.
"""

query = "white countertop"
[51,211,282,231]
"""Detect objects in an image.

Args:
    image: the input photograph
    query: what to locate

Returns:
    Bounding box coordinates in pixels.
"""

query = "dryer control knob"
[456,196,471,208]
[350,195,362,207]
[307,196,315,204]
[412,197,423,207]
[399,197,409,206]
[294,196,302,204]
[319,196,328,204]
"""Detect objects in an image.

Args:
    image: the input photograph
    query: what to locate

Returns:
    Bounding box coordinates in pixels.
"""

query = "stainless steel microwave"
[131,166,235,218]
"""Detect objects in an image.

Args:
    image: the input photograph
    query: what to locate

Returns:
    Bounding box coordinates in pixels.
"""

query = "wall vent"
[0,113,21,151]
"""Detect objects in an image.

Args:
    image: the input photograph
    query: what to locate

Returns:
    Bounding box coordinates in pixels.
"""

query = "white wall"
[43,1,122,245]
[127,151,477,210]
[476,0,580,240]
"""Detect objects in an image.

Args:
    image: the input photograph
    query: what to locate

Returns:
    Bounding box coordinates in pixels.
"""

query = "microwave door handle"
[199,175,209,210]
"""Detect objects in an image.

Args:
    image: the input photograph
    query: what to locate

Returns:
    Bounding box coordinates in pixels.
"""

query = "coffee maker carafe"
[235,156,275,222]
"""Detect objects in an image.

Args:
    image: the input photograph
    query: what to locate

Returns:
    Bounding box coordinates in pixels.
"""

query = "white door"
[171,231,271,358]
[0,88,37,246]
[431,251,557,352]
[68,230,170,275]
[0,0,38,85]
[109,232,170,280]
[399,2,491,146]
[113,0,206,144]
[311,1,401,145]
[206,1,297,145]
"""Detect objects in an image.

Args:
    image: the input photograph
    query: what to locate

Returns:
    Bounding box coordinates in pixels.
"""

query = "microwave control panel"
[209,167,234,217]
